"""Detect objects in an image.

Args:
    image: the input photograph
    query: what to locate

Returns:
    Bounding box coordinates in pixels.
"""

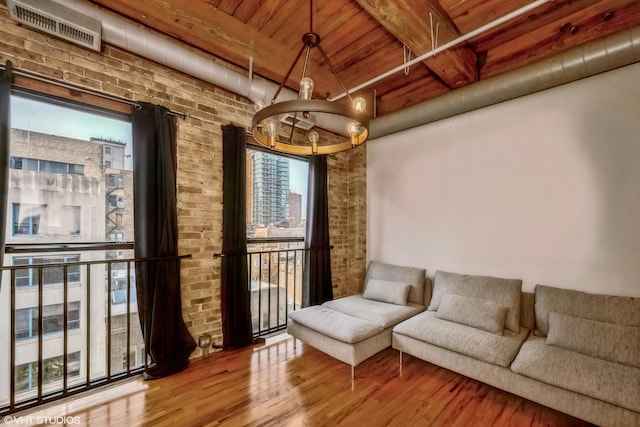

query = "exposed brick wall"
[0,5,366,357]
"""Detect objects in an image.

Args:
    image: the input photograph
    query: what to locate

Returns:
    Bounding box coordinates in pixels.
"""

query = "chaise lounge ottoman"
[288,261,428,378]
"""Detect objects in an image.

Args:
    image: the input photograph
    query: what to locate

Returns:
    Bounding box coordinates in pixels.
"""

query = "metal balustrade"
[248,244,305,338]
[215,238,308,338]
[0,246,190,416]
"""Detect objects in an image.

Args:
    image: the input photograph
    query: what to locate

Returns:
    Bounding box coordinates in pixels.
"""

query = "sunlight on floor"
[6,379,148,426]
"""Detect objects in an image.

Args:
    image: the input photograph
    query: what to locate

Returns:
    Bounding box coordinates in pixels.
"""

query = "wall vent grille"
[279,113,315,131]
[7,0,101,51]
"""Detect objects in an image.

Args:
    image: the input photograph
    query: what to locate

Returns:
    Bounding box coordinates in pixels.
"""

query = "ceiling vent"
[6,0,101,51]
[279,113,315,131]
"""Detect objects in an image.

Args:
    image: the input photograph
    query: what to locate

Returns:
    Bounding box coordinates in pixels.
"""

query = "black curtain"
[132,102,196,379]
[221,125,253,349]
[303,155,333,307]
[0,61,12,291]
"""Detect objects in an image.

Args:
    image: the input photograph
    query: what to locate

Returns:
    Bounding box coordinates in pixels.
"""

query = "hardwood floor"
[12,334,594,426]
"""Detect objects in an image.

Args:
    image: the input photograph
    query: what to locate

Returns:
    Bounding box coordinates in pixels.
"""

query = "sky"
[289,158,308,213]
[10,94,134,169]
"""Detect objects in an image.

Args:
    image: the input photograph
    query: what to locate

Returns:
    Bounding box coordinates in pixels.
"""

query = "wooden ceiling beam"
[91,0,339,97]
[442,0,605,53]
[376,74,450,116]
[354,0,478,89]
[481,0,640,79]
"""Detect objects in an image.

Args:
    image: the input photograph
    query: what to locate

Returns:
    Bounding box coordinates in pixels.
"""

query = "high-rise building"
[289,191,302,228]
[246,150,254,226]
[251,151,289,227]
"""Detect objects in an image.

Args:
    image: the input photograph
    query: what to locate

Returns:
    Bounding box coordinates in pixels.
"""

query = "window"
[12,204,80,236]
[109,174,124,189]
[12,255,81,288]
[40,160,67,174]
[246,148,308,238]
[15,352,81,393]
[15,302,81,341]
[10,157,85,175]
[12,203,41,235]
[5,93,143,405]
[108,195,125,208]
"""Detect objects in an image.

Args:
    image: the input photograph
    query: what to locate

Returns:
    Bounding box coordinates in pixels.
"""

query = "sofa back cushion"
[520,292,535,331]
[546,312,640,368]
[534,284,640,336]
[364,261,426,306]
[435,294,508,335]
[362,279,411,306]
[429,270,522,333]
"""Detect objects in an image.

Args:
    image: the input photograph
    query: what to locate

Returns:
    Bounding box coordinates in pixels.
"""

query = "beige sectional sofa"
[287,261,429,378]
[393,270,640,427]
[288,262,640,426]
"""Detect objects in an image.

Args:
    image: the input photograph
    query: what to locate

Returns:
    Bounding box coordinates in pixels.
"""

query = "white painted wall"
[367,62,640,297]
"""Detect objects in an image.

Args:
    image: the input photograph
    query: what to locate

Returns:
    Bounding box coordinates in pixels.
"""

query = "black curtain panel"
[132,102,196,379]
[0,61,12,291]
[221,125,253,349]
[303,154,333,307]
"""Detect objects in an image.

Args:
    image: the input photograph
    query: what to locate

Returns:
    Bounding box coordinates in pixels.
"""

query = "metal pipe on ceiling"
[370,25,640,139]
[328,0,553,102]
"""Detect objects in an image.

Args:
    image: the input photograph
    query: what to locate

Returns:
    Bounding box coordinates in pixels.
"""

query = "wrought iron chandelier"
[251,0,369,155]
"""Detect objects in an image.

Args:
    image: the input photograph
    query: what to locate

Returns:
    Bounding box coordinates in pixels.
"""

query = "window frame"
[15,302,81,341]
[12,254,82,288]
[246,141,308,243]
[5,87,135,253]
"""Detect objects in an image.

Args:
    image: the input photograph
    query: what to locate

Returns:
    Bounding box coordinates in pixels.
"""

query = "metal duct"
[370,26,640,139]
[50,0,350,135]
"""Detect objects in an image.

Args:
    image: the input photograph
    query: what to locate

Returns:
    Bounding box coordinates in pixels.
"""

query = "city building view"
[245,148,307,335]
[0,95,141,408]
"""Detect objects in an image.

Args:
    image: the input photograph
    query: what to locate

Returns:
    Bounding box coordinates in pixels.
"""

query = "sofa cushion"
[546,312,640,368]
[511,336,640,413]
[534,285,640,336]
[393,311,527,367]
[436,294,507,335]
[288,306,383,344]
[322,295,425,328]
[364,261,426,306]
[428,270,522,333]
[363,279,410,306]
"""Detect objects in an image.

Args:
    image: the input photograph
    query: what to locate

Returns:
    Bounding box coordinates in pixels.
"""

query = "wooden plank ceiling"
[90,0,640,117]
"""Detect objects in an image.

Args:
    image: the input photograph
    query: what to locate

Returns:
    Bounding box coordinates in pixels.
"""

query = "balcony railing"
[0,244,190,416]
[217,238,332,338]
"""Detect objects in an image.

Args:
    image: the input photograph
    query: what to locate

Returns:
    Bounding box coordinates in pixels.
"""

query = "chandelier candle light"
[251,0,370,155]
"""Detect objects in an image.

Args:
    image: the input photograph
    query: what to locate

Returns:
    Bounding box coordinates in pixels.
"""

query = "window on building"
[10,157,85,175]
[13,255,81,288]
[12,204,80,236]
[12,203,41,236]
[109,174,124,189]
[15,302,81,341]
[108,195,125,209]
[15,352,81,393]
